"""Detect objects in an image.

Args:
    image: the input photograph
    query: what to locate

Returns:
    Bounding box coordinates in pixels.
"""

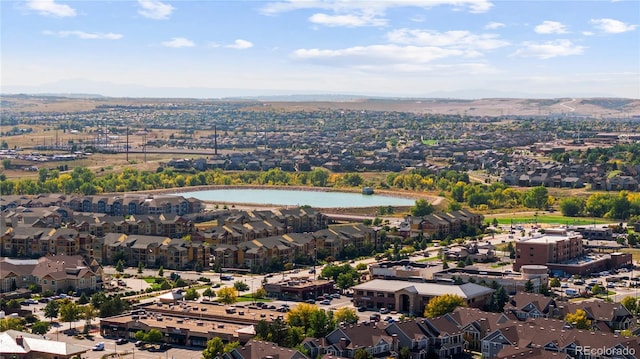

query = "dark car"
[134,341,146,347]
[357,306,367,312]
[116,338,128,345]
[160,343,172,351]
[305,299,316,304]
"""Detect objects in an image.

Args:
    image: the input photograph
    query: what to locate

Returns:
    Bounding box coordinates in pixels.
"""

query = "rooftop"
[352,279,494,298]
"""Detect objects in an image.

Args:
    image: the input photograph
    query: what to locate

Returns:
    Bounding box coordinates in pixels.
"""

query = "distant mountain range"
[1,78,621,101]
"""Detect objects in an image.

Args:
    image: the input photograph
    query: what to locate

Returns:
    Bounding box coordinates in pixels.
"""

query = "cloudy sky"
[1,0,639,98]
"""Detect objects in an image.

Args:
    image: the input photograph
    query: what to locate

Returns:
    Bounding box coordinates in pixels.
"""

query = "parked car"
[357,306,367,312]
[305,299,316,304]
[134,341,145,347]
[116,338,128,345]
[93,342,105,351]
[330,293,341,299]
[160,343,172,351]
[380,308,390,314]
[320,300,331,305]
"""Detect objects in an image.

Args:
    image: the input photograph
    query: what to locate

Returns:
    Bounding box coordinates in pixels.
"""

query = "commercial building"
[264,277,335,301]
[514,229,584,271]
[513,228,631,275]
[433,265,549,293]
[351,279,494,314]
[0,330,88,359]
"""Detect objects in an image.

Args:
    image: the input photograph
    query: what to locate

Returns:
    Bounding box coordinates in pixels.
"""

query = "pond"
[175,188,416,208]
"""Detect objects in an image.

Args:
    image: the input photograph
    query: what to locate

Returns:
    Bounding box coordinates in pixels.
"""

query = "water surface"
[176,188,416,208]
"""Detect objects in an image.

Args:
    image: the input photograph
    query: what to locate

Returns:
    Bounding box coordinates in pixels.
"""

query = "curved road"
[560,98,576,112]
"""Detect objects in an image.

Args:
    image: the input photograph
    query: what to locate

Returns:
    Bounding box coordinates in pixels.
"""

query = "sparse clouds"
[513,39,585,59]
[387,29,509,50]
[484,22,505,30]
[293,44,469,64]
[309,13,387,27]
[226,39,254,50]
[43,30,123,40]
[161,37,195,48]
[534,21,568,34]
[138,0,174,20]
[590,18,637,33]
[26,0,76,17]
[261,0,494,28]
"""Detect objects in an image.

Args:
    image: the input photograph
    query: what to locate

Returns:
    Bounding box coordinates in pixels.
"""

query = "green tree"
[334,307,358,324]
[217,287,238,305]
[524,280,534,293]
[234,281,249,291]
[31,321,51,335]
[44,300,60,322]
[115,260,125,273]
[523,186,550,209]
[184,288,200,301]
[254,287,267,299]
[621,296,638,315]
[549,278,561,288]
[203,287,214,299]
[135,330,146,341]
[202,337,225,359]
[559,197,584,217]
[424,294,466,318]
[137,261,144,274]
[78,292,90,305]
[565,309,591,329]
[80,305,98,333]
[145,328,163,343]
[309,168,329,187]
[336,272,356,291]
[59,300,81,331]
[0,317,24,331]
[158,265,164,277]
[354,348,373,359]
[410,199,435,217]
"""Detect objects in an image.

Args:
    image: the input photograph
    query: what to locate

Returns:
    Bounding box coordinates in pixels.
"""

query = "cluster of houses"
[304,292,640,359]
[400,209,484,240]
[0,193,489,279]
[469,150,640,191]
[96,290,640,359]
[0,255,103,294]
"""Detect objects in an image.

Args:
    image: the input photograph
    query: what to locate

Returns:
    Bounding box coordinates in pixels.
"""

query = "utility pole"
[126,127,129,162]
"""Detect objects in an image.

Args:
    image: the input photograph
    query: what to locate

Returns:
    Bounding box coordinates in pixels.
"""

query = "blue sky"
[1,0,639,98]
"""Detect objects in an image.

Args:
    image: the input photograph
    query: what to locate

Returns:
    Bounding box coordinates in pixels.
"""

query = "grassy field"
[486,214,611,227]
[621,248,640,261]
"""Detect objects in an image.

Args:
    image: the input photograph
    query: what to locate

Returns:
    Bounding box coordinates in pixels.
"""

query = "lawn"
[487,214,611,227]
[416,256,440,262]
[621,248,640,261]
[237,294,272,302]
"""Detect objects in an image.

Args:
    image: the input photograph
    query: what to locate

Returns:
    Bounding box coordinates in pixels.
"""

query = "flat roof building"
[514,229,584,271]
[351,279,493,315]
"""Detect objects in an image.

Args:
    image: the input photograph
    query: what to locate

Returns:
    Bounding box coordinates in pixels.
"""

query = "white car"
[93,342,105,351]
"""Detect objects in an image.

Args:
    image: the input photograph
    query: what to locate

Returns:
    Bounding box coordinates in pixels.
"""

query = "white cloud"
[293,44,474,65]
[387,29,509,50]
[534,21,568,34]
[26,0,76,17]
[226,39,254,50]
[590,18,638,33]
[261,0,494,24]
[484,22,505,30]
[309,13,387,27]
[43,30,123,40]
[582,31,594,36]
[512,39,585,59]
[161,37,195,48]
[138,0,174,20]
